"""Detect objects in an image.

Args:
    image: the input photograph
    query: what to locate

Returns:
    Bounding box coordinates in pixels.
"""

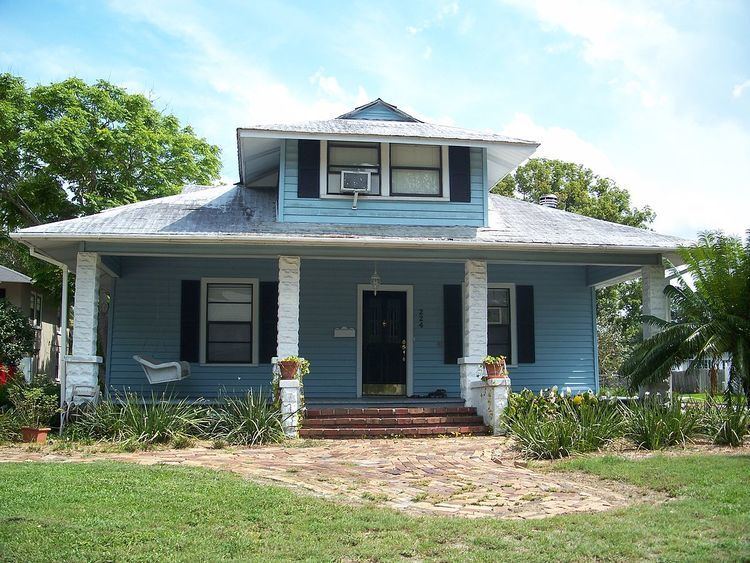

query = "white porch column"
[458,259,488,408]
[276,256,302,437]
[64,252,103,403]
[641,263,671,396]
[277,256,301,358]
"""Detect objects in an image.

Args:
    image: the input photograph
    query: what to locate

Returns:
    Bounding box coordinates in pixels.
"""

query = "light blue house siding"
[106,257,597,399]
[280,141,487,227]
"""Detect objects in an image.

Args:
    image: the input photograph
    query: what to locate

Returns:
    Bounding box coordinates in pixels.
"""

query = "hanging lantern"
[370,263,381,295]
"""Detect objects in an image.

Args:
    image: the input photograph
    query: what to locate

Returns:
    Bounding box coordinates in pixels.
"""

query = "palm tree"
[621,231,750,399]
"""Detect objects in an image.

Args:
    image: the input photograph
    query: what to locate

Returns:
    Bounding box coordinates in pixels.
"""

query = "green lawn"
[0,454,748,562]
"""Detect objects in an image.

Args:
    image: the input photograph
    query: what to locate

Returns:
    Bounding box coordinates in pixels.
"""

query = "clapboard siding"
[106,257,597,400]
[488,264,597,393]
[107,257,278,399]
[281,141,486,226]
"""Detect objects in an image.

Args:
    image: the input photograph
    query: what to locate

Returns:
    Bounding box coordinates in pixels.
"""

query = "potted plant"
[8,385,59,444]
[277,356,310,380]
[482,355,508,379]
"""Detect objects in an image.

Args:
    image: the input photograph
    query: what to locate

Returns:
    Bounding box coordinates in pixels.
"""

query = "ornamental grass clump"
[504,388,625,459]
[208,390,285,446]
[701,393,750,447]
[67,391,209,447]
[624,395,700,450]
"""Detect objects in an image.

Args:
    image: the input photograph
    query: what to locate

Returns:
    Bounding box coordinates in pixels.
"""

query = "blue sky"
[1,0,749,238]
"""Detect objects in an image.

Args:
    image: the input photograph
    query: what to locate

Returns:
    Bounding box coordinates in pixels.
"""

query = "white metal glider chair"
[133,355,191,385]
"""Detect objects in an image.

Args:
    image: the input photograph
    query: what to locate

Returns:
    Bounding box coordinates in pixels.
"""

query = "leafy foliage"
[208,390,285,446]
[495,158,655,381]
[66,390,285,448]
[0,300,35,366]
[624,396,700,450]
[701,393,750,447]
[67,391,209,446]
[621,231,750,398]
[0,73,221,296]
[7,385,59,428]
[504,388,624,459]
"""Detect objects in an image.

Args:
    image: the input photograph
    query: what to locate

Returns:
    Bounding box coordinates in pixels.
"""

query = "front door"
[362,290,407,396]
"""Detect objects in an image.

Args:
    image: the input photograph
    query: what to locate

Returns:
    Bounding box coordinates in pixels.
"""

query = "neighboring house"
[0,265,60,382]
[11,99,689,435]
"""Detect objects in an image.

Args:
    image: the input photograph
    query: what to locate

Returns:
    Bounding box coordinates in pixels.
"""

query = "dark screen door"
[362,290,407,396]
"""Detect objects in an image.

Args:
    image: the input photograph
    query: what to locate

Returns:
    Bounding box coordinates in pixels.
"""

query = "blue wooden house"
[13,99,687,436]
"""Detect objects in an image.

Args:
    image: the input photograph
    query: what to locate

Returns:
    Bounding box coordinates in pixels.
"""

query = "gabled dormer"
[237,99,538,227]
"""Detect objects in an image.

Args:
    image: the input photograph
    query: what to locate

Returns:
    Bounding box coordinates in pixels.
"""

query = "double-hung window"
[390,144,442,196]
[327,142,381,195]
[203,280,256,364]
[29,292,42,327]
[487,286,515,364]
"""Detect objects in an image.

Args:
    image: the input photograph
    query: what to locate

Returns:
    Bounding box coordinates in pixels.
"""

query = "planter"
[20,427,51,444]
[483,361,507,379]
[278,360,300,380]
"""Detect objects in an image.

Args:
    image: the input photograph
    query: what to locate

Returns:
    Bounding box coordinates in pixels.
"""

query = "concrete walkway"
[0,437,638,519]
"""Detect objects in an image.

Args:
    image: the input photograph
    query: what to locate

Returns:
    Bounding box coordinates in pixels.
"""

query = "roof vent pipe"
[539,194,559,209]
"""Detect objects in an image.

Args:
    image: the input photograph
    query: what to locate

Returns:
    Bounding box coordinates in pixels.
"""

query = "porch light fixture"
[370,263,381,295]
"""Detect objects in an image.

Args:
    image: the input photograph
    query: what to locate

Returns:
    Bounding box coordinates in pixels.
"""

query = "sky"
[1,0,749,239]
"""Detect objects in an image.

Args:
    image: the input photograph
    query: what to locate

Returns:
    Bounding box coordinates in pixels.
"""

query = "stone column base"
[469,377,511,435]
[64,355,102,404]
[279,379,303,438]
[458,357,483,409]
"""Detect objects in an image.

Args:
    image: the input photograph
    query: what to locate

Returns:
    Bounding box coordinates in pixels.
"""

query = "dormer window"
[390,144,442,197]
[327,142,381,195]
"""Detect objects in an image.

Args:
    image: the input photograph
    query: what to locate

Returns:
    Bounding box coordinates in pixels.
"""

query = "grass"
[0,454,748,561]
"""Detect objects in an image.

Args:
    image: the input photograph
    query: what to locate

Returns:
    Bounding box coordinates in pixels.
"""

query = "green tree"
[621,232,750,399]
[0,300,35,367]
[0,74,221,294]
[495,158,655,388]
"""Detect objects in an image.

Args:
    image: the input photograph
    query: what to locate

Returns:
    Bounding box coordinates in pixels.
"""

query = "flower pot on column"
[482,355,508,380]
[277,356,311,380]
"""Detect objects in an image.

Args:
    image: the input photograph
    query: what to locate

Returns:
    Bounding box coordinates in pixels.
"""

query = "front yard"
[1,451,748,561]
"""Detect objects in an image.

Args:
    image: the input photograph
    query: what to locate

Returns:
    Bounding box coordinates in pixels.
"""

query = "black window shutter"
[180,280,200,363]
[443,284,463,364]
[259,281,279,364]
[516,285,535,363]
[297,140,320,198]
[448,146,471,203]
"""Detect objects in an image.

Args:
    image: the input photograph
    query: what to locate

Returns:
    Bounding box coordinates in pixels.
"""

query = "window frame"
[487,283,518,367]
[199,277,259,366]
[389,143,444,198]
[326,140,381,196]
[30,291,42,327]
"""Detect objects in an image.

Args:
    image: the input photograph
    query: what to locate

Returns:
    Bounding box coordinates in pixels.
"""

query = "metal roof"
[12,184,691,252]
[238,118,537,147]
[0,265,32,284]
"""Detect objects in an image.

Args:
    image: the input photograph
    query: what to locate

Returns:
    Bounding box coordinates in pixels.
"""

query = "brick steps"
[301,405,489,439]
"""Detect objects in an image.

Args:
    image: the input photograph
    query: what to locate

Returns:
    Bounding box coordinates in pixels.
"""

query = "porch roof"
[12,184,691,256]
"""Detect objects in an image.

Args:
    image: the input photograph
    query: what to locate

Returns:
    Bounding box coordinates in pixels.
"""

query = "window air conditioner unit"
[340,170,371,209]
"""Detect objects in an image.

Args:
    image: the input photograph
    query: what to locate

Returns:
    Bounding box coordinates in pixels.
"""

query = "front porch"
[59,247,667,435]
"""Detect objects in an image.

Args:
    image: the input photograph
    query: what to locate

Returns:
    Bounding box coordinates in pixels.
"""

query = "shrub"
[67,391,209,447]
[701,394,750,447]
[504,388,624,459]
[7,385,59,429]
[0,409,20,442]
[0,300,35,367]
[624,395,700,450]
[209,390,285,446]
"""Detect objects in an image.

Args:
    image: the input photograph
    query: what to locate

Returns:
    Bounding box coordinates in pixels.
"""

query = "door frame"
[356,284,413,398]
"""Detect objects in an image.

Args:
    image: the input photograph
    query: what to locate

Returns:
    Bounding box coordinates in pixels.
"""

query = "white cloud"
[406,1,460,34]
[732,79,750,99]
[502,112,750,240]
[106,0,369,179]
[504,0,683,109]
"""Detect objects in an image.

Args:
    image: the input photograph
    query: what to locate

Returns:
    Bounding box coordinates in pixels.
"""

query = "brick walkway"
[0,437,638,519]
